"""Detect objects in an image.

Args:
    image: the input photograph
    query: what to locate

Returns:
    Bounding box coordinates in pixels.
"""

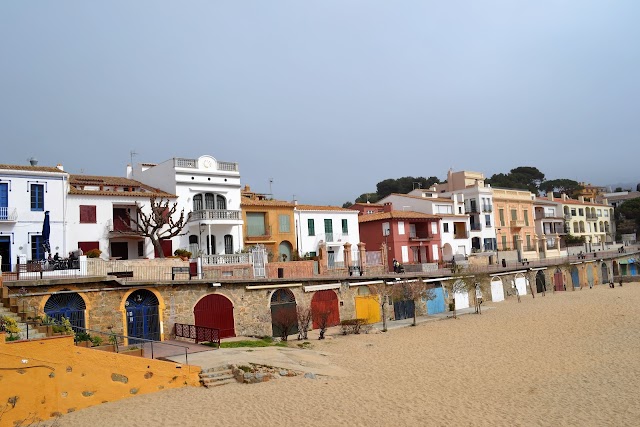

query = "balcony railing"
[409,233,434,241]
[465,206,479,214]
[564,214,572,220]
[189,209,242,222]
[0,207,17,221]
[325,232,334,242]
[586,214,598,220]
[482,205,493,213]
[510,220,525,228]
[470,224,482,231]
[174,158,239,172]
[201,253,250,265]
[536,212,562,219]
[245,234,273,242]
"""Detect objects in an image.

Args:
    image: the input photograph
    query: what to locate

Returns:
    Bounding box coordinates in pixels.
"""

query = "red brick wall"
[267,261,315,279]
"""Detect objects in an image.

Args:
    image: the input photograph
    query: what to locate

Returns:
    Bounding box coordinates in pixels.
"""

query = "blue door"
[571,267,580,288]
[126,290,160,342]
[0,183,7,220]
[426,285,446,315]
[631,263,637,276]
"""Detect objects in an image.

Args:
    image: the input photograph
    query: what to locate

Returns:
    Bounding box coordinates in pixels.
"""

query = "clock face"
[203,159,212,168]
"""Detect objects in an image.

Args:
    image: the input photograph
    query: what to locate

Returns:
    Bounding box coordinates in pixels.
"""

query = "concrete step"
[201,372,234,382]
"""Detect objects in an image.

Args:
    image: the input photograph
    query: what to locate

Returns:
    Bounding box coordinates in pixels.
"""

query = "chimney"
[548,192,554,201]
[579,196,584,203]
[56,164,64,171]
[383,202,393,213]
[126,164,133,179]
[28,157,38,166]
[562,194,568,201]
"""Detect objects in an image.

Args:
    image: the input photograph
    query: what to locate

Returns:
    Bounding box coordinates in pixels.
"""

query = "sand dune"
[52,284,640,427]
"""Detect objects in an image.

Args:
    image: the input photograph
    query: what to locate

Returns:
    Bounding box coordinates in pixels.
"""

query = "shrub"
[340,318,366,335]
[91,336,103,346]
[174,249,192,259]
[86,249,102,258]
[75,331,91,342]
[0,315,20,335]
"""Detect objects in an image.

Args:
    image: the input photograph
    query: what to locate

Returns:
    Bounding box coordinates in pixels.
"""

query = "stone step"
[201,378,237,388]
[200,372,234,382]
[201,365,232,373]
[200,368,233,378]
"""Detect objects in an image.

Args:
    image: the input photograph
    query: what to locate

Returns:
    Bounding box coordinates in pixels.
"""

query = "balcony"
[586,214,598,221]
[482,205,493,213]
[189,209,242,222]
[0,207,17,222]
[510,220,526,228]
[535,212,561,220]
[245,234,274,243]
[465,206,479,214]
[470,224,482,231]
[564,214,572,220]
[409,233,434,241]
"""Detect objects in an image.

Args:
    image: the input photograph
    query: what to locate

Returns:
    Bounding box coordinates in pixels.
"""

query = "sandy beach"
[51,283,640,427]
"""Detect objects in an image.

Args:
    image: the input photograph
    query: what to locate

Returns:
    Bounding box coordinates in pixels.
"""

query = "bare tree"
[118,196,189,258]
[369,281,395,332]
[445,269,488,319]
[271,308,298,341]
[296,305,313,340]
[316,310,331,339]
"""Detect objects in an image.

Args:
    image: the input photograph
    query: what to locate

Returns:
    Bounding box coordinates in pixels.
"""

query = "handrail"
[174,323,220,348]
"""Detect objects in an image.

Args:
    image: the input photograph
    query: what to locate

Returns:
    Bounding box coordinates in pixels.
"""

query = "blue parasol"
[42,211,51,256]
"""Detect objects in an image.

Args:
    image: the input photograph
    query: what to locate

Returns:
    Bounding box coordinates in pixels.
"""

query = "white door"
[454,291,469,310]
[515,276,527,296]
[490,279,504,302]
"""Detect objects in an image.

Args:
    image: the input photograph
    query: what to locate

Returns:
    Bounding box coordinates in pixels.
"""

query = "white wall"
[295,209,360,262]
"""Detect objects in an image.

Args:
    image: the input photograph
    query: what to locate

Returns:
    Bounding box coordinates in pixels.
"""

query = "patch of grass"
[297,341,312,349]
[219,337,283,349]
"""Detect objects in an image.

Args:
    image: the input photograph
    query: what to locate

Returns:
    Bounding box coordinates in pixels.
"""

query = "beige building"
[554,194,614,246]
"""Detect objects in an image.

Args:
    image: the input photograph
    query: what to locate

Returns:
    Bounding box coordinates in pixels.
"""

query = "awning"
[618,258,636,265]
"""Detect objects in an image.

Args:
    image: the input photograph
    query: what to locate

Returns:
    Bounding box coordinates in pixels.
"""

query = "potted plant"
[75,331,92,347]
[119,346,144,357]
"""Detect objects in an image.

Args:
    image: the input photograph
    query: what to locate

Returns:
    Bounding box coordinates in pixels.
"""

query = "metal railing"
[0,206,18,221]
[409,233,435,240]
[470,224,482,231]
[465,206,479,214]
[189,209,242,221]
[201,253,250,265]
[482,205,493,213]
[174,323,220,347]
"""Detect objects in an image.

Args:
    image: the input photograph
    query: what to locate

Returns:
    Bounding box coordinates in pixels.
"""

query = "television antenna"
[269,178,273,195]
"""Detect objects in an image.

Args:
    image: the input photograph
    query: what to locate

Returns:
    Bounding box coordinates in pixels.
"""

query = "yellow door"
[355,295,381,324]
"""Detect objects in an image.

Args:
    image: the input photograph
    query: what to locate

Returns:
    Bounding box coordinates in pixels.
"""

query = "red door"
[311,290,340,329]
[194,294,236,338]
[554,270,564,291]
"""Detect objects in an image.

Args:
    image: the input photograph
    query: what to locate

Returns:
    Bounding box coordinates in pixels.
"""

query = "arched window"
[605,222,610,233]
[579,221,585,233]
[205,193,215,210]
[573,222,579,233]
[217,195,227,210]
[224,235,233,254]
[189,235,198,244]
[193,194,203,211]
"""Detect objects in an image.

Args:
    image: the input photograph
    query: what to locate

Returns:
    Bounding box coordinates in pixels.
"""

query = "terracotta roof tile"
[241,198,295,207]
[0,164,67,174]
[294,204,358,212]
[69,174,176,198]
[358,211,439,223]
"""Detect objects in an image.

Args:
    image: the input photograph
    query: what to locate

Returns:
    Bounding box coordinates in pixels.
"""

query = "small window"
[499,209,505,227]
[79,205,97,223]
[443,223,449,233]
[31,184,44,211]
[342,219,348,234]
[308,219,315,236]
[523,209,529,226]
[511,209,517,221]
[138,241,144,257]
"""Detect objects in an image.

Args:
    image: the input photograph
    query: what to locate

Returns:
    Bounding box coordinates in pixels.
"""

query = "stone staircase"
[199,365,237,388]
[0,301,47,340]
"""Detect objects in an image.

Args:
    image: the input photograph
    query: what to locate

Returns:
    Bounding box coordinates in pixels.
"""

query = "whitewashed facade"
[294,205,360,264]
[131,155,244,260]
[0,164,68,268]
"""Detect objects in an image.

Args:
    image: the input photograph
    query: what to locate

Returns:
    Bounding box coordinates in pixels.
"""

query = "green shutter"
[278,214,290,233]
[308,219,315,236]
[246,213,266,236]
[524,210,529,226]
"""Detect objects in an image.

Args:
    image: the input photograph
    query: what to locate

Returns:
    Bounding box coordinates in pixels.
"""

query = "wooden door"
[355,295,381,324]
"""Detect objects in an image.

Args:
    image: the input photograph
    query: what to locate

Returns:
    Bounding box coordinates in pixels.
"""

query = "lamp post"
[496,228,501,268]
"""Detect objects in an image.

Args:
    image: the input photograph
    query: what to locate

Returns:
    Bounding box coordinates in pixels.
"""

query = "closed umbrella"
[42,211,51,258]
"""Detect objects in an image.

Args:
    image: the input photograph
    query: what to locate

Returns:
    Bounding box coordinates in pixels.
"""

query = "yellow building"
[240,185,297,261]
[492,188,538,260]
[555,194,614,245]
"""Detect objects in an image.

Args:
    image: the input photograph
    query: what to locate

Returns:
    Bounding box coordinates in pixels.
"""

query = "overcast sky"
[1,1,639,205]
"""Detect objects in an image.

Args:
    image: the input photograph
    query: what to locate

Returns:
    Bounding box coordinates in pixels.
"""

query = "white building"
[532,196,566,258]
[66,174,177,260]
[130,155,243,260]
[378,192,472,261]
[294,204,360,265]
[0,162,68,268]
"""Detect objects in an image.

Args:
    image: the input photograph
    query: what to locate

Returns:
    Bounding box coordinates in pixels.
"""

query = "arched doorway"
[126,290,160,342]
[278,241,293,262]
[601,263,609,284]
[194,294,236,339]
[553,268,564,292]
[571,266,580,288]
[311,290,340,329]
[587,265,595,288]
[442,243,453,261]
[536,271,546,293]
[490,277,504,302]
[270,289,298,338]
[44,293,86,332]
